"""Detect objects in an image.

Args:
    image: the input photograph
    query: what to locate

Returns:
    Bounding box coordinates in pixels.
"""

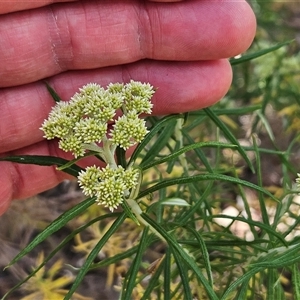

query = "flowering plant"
[4,37,300,298]
[41,80,153,212]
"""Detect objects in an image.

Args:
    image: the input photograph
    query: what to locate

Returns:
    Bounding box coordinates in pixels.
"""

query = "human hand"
[0,0,256,214]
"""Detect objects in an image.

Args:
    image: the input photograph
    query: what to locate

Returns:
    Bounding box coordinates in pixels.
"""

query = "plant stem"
[126,199,166,243]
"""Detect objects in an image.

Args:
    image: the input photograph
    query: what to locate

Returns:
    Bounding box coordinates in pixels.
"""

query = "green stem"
[126,199,166,243]
[174,118,189,174]
[102,136,118,169]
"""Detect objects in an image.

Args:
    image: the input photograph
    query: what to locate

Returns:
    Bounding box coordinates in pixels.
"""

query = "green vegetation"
[1,1,300,299]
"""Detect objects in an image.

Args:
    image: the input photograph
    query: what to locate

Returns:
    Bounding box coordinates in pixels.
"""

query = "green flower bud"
[78,166,102,197]
[59,136,85,158]
[109,111,148,149]
[42,80,154,210]
[74,118,107,144]
[78,165,140,211]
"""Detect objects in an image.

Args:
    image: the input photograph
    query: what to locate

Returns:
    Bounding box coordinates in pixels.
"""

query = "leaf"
[230,40,294,65]
[163,248,171,300]
[141,141,237,170]
[44,81,62,102]
[141,213,219,300]
[210,215,286,246]
[88,245,139,271]
[292,264,300,300]
[137,173,278,202]
[64,212,127,300]
[159,198,190,207]
[221,244,300,299]
[178,181,214,224]
[203,107,255,173]
[182,131,214,173]
[172,245,193,300]
[234,280,250,300]
[221,267,264,300]
[121,200,140,225]
[250,244,300,268]
[186,227,213,287]
[252,136,270,228]
[116,146,127,168]
[0,155,83,177]
[56,151,100,171]
[189,105,261,117]
[121,227,150,300]
[141,120,176,166]
[140,254,165,300]
[128,114,184,166]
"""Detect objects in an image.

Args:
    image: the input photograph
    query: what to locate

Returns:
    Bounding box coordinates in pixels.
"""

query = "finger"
[0,59,232,153]
[0,0,76,14]
[0,140,72,215]
[0,0,183,14]
[0,133,131,215]
[0,0,255,87]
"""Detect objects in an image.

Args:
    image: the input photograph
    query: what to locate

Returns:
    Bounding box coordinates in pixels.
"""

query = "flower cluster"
[78,165,140,211]
[41,80,154,158]
[41,80,154,211]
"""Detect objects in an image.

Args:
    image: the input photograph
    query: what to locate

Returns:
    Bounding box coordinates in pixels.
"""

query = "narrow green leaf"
[251,248,300,268]
[137,173,278,202]
[292,264,300,299]
[189,105,261,117]
[0,155,83,177]
[64,212,127,300]
[141,255,165,300]
[116,146,127,168]
[44,81,62,102]
[141,142,237,171]
[267,269,276,300]
[56,151,100,171]
[141,213,219,300]
[252,137,270,228]
[159,198,190,207]
[186,227,213,287]
[256,111,275,142]
[128,114,184,165]
[182,131,214,173]
[121,227,150,300]
[221,267,264,300]
[121,200,140,225]
[210,215,286,246]
[5,197,96,269]
[230,40,294,65]
[141,120,176,166]
[222,244,300,299]
[163,248,171,300]
[171,245,193,300]
[179,237,269,249]
[203,107,255,173]
[234,279,250,300]
[178,181,214,224]
[88,246,138,271]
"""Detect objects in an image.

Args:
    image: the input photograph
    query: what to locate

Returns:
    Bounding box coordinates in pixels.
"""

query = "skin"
[0,0,256,215]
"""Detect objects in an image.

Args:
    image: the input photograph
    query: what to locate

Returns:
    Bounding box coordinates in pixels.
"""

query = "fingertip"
[229,1,257,56]
[143,59,233,114]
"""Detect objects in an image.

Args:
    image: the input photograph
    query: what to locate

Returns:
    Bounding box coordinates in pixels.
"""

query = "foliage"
[1,1,300,299]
